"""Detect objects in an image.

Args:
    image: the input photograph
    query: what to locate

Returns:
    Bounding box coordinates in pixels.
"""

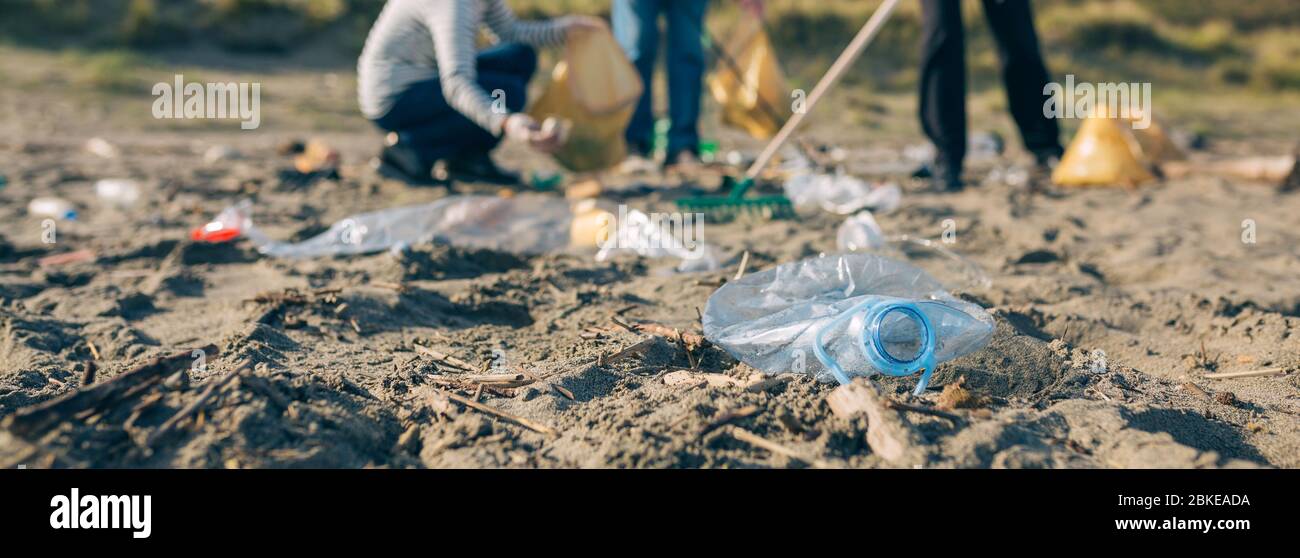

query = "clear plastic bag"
[702,253,994,393]
[195,195,573,258]
[529,27,642,172]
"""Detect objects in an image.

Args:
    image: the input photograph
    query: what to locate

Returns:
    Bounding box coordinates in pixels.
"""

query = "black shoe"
[931,159,964,192]
[446,152,520,186]
[375,139,441,185]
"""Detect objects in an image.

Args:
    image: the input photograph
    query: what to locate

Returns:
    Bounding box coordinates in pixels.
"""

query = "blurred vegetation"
[1,0,1298,93]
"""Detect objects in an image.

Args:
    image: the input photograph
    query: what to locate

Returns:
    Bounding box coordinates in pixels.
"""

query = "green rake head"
[675,175,796,221]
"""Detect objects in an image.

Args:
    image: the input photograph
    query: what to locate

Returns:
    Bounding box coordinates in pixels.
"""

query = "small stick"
[552,384,575,400]
[745,375,791,393]
[86,340,101,361]
[1181,382,1211,400]
[80,362,97,387]
[734,250,751,281]
[633,322,708,348]
[1204,367,1288,380]
[698,405,761,439]
[601,337,657,367]
[728,426,829,468]
[413,345,476,371]
[472,383,484,402]
[349,318,362,334]
[369,280,408,293]
[609,315,639,334]
[147,361,249,446]
[443,391,558,436]
[676,329,698,369]
[885,400,963,425]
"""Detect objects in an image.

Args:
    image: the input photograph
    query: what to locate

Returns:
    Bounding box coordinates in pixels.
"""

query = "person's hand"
[564,15,608,41]
[738,0,765,18]
[504,113,565,154]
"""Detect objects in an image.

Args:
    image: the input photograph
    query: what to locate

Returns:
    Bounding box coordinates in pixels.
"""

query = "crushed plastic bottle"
[702,253,995,394]
[95,179,141,208]
[594,205,720,273]
[784,171,901,216]
[192,195,718,271]
[28,197,78,220]
[194,195,573,258]
[836,211,886,252]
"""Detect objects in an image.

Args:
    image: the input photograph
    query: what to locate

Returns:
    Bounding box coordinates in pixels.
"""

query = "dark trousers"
[919,0,1061,169]
[613,0,708,157]
[372,44,536,166]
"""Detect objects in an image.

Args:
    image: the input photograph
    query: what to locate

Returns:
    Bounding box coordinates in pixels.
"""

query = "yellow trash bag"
[529,28,643,173]
[1052,107,1156,187]
[1124,108,1185,164]
[707,16,792,139]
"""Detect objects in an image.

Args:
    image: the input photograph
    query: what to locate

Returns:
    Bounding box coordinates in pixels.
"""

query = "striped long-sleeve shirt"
[357,0,570,135]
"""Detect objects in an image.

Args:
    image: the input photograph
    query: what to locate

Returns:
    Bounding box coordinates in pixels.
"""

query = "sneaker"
[446,151,520,186]
[375,138,441,185]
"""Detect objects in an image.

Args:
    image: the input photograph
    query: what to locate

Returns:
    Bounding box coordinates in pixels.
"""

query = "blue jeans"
[613,0,708,158]
[372,44,536,167]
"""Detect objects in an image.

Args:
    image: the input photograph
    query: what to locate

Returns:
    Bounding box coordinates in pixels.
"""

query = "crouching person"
[358,0,605,185]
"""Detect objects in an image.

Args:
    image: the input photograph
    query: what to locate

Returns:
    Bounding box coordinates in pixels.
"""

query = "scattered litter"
[593,206,721,273]
[94,179,141,208]
[192,195,716,271]
[85,137,119,159]
[293,139,340,174]
[703,253,995,394]
[28,197,78,220]
[836,211,886,251]
[529,170,563,191]
[784,171,901,216]
[195,195,571,257]
[203,145,242,164]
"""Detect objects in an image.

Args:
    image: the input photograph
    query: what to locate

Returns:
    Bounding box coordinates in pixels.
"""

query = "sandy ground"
[0,46,1298,468]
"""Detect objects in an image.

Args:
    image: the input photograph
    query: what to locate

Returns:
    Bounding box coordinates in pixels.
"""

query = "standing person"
[918,0,1063,191]
[358,0,605,185]
[612,0,713,173]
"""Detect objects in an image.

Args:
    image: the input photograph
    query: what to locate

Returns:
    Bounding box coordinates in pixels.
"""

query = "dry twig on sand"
[727,426,830,468]
[413,344,477,371]
[2,345,217,440]
[1204,367,1289,380]
[147,360,251,446]
[440,391,558,437]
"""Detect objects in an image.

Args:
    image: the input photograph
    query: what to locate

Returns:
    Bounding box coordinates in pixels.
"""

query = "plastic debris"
[28,197,78,220]
[95,179,141,208]
[702,253,995,394]
[203,145,242,164]
[85,137,119,159]
[594,206,720,273]
[192,195,716,271]
[836,211,886,252]
[293,139,340,174]
[784,171,901,216]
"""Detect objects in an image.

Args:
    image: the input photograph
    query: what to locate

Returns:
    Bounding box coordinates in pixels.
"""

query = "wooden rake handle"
[743,0,904,180]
